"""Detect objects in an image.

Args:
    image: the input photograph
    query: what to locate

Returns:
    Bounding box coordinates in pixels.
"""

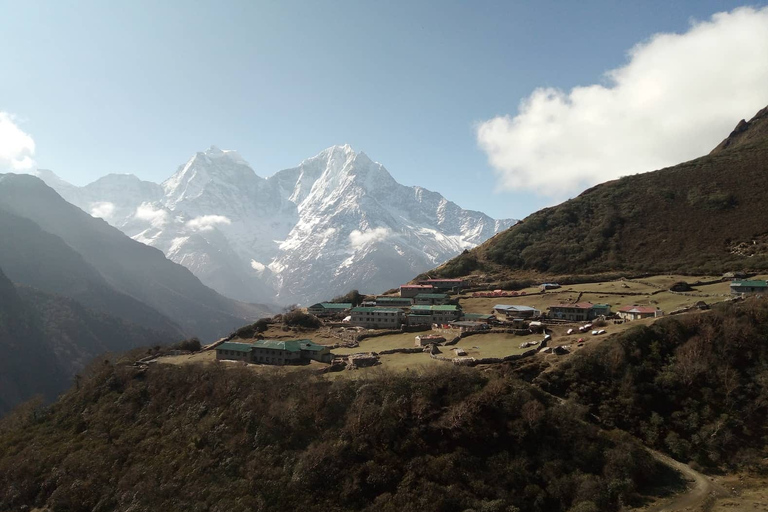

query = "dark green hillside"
[430,106,768,279]
[17,286,172,375]
[0,263,174,416]
[0,268,67,415]
[536,297,768,471]
[0,362,666,512]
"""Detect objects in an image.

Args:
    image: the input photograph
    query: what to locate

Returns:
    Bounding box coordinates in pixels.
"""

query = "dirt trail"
[636,449,727,512]
[528,382,728,512]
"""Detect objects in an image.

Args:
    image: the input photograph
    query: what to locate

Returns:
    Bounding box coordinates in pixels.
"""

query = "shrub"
[282,310,322,329]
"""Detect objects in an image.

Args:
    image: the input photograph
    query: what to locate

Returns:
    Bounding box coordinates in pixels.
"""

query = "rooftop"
[549,302,595,310]
[253,339,302,352]
[731,280,768,287]
[217,341,254,353]
[351,307,403,313]
[309,302,352,309]
[494,304,538,311]
[414,293,449,299]
[618,306,658,313]
[411,304,460,312]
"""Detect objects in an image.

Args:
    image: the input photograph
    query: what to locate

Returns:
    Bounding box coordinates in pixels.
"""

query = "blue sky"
[1,0,767,219]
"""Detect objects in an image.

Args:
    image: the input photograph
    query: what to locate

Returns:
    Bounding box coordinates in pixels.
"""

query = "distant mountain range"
[426,106,768,281]
[35,145,515,305]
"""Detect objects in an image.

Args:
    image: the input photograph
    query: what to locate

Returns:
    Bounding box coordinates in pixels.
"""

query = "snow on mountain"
[38,145,516,305]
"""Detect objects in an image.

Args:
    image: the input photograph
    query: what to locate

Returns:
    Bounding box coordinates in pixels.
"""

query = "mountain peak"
[199,145,249,166]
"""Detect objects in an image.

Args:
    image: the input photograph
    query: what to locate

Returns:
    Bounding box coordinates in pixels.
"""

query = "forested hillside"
[0,360,665,512]
[537,297,768,471]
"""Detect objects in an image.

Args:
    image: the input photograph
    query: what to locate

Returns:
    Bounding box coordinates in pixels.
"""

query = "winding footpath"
[639,449,727,512]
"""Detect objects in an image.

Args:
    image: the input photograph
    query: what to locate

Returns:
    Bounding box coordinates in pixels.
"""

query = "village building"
[405,312,433,326]
[415,334,446,346]
[215,342,254,363]
[730,280,768,296]
[417,278,467,292]
[350,307,404,329]
[413,293,450,305]
[448,321,488,333]
[410,304,462,324]
[374,296,413,308]
[461,313,496,323]
[399,284,434,298]
[493,304,541,318]
[306,302,352,317]
[617,306,663,321]
[215,339,332,365]
[539,283,561,291]
[547,302,611,322]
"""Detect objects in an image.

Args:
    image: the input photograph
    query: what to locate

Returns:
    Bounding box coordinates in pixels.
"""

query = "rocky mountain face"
[38,145,515,305]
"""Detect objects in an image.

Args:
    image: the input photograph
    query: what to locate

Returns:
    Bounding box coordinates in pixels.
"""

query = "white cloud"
[477,6,768,198]
[349,227,391,249]
[89,201,115,219]
[185,214,231,232]
[0,112,35,171]
[250,259,266,271]
[134,203,169,228]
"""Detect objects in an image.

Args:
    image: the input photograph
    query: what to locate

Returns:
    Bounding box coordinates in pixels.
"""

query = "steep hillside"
[0,207,183,337]
[0,264,178,415]
[0,174,272,340]
[0,268,67,415]
[428,106,768,280]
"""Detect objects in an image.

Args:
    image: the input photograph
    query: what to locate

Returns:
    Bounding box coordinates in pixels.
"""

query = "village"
[154,274,768,375]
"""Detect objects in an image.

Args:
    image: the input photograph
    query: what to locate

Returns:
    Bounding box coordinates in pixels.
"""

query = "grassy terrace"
[459,274,746,317]
[157,274,757,376]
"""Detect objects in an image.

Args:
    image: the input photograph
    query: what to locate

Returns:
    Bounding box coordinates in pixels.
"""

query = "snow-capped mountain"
[35,145,515,305]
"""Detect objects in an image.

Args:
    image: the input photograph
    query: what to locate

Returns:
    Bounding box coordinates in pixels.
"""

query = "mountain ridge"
[0,173,272,341]
[35,145,515,305]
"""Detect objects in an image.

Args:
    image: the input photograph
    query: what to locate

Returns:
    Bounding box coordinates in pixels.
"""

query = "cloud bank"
[186,214,232,232]
[90,201,115,219]
[0,112,35,171]
[134,203,169,228]
[349,227,391,249]
[477,6,768,197]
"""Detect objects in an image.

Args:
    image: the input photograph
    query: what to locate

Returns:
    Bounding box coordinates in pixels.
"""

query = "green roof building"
[350,307,404,329]
[413,293,450,305]
[216,338,332,365]
[730,280,768,295]
[307,302,353,316]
